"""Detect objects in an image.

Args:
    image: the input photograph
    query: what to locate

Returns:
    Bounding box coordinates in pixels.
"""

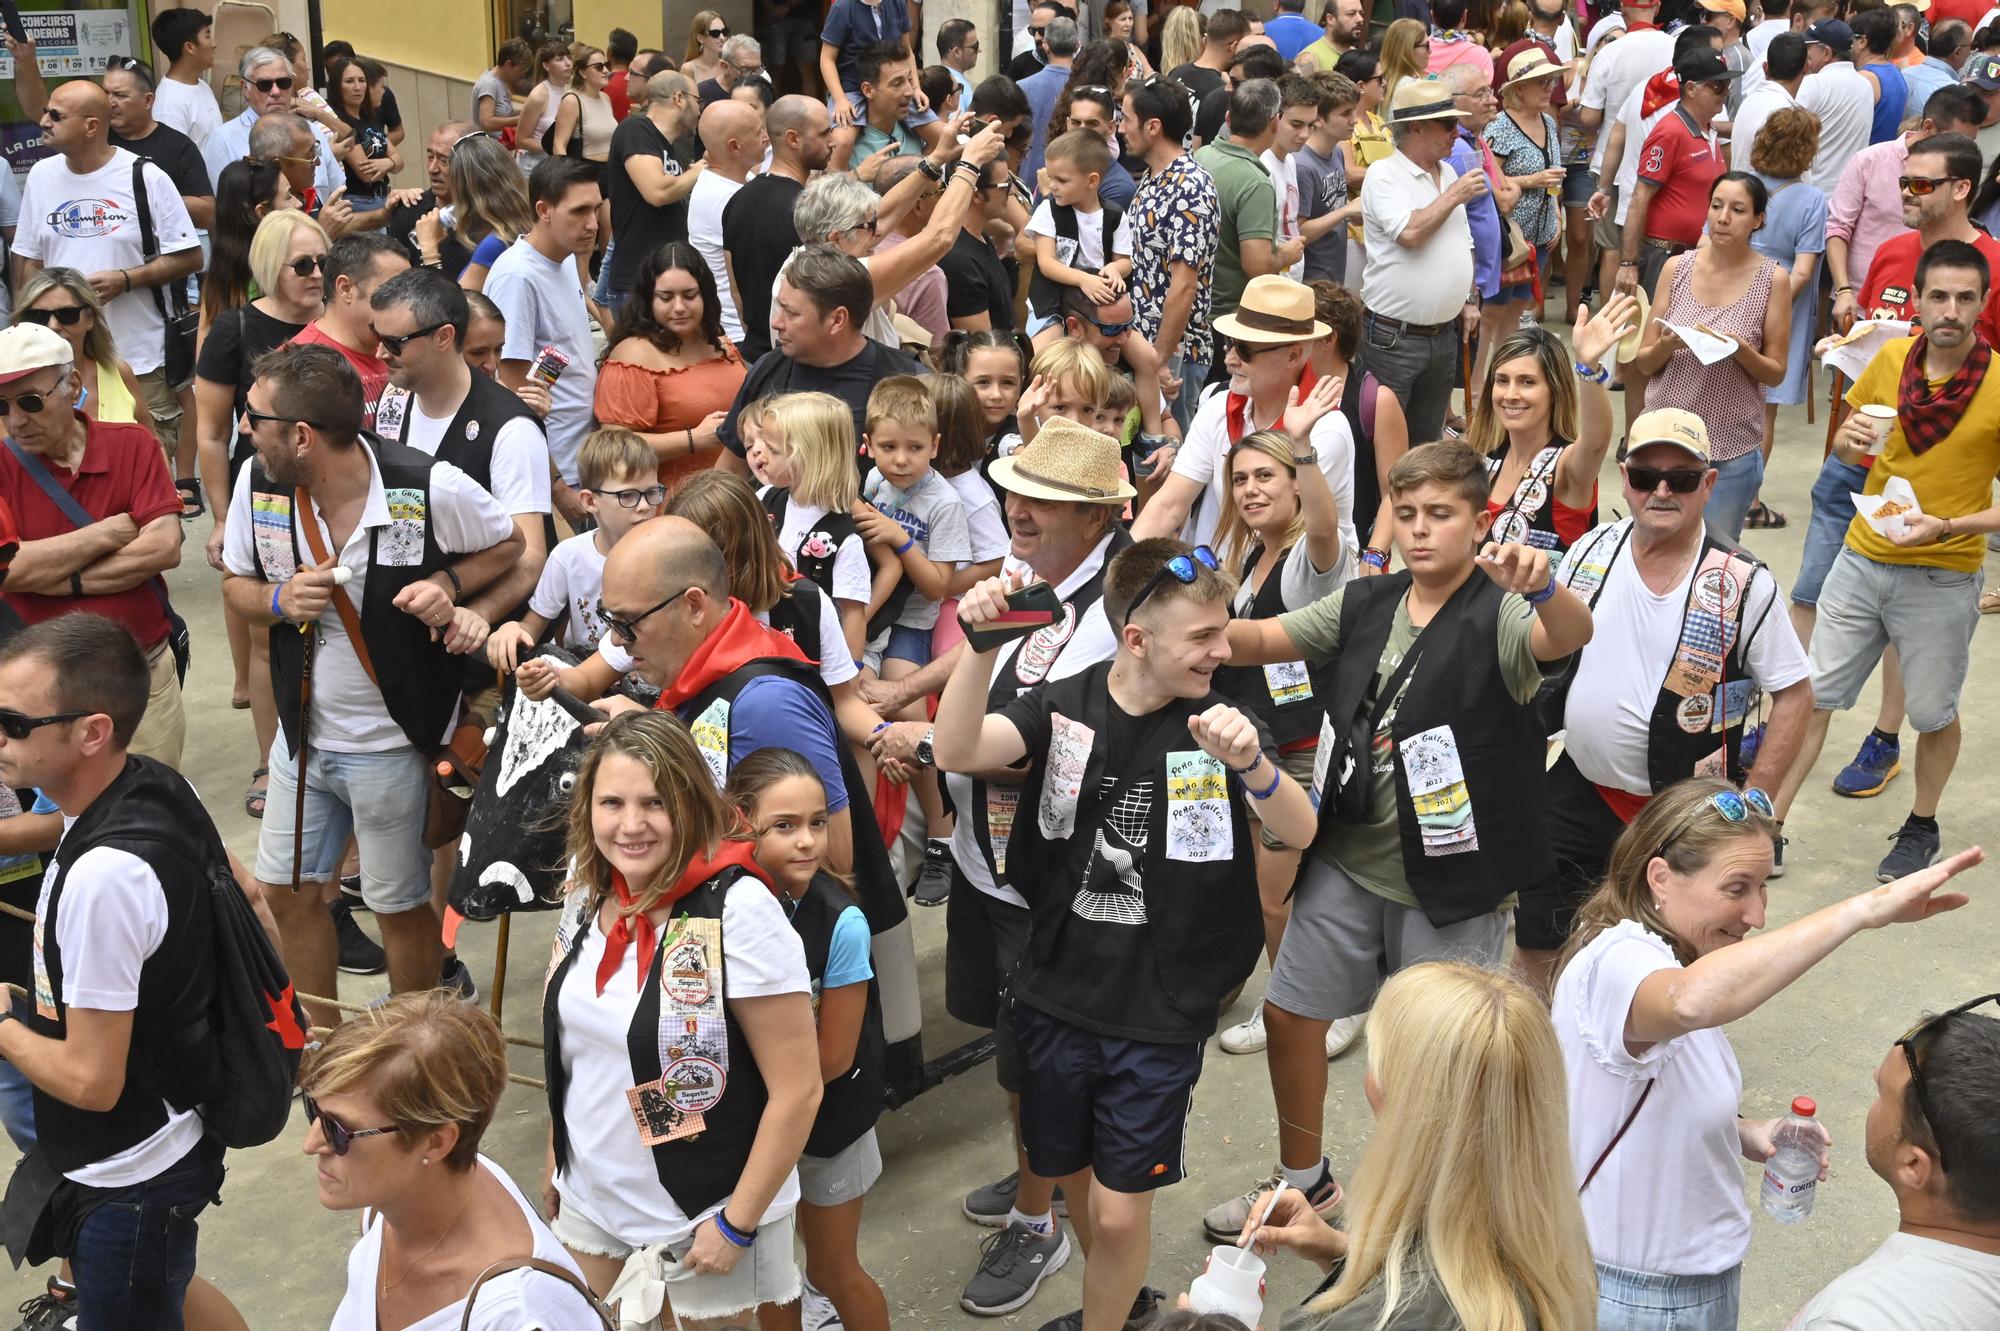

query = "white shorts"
[549,1201,802,1322]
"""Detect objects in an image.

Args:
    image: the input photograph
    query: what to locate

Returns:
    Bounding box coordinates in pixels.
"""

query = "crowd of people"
[3,0,2000,1328]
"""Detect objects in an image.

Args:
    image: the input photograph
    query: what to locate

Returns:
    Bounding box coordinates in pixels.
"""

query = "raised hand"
[1187,703,1262,770]
[1575,292,1639,368]
[1281,374,1343,444]
[1475,541,1552,596]
[1855,845,1982,928]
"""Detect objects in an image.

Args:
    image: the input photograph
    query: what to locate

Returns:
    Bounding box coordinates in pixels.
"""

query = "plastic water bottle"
[1761,1096,1821,1223]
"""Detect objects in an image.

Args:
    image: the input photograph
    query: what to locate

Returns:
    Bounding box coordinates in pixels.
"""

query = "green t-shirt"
[1192,137,1276,318]
[856,118,923,160]
[1277,582,1548,906]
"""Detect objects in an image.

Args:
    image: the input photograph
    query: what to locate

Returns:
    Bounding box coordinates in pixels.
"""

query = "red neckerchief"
[595,839,771,994]
[1897,331,1992,456]
[1225,361,1320,444]
[1641,70,1679,119]
[653,597,811,712]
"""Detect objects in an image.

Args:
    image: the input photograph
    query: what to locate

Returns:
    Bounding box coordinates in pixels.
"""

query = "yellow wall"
[574,0,665,48]
[317,0,494,83]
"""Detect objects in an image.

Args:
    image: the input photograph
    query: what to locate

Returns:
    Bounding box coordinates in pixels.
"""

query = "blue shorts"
[834,88,940,126]
[1013,1001,1204,1193]
[1792,453,1870,607]
[253,741,435,912]
[1562,159,1595,209]
[864,621,936,672]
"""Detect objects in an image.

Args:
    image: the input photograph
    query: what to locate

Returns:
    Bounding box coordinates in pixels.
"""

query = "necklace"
[379,1201,471,1296]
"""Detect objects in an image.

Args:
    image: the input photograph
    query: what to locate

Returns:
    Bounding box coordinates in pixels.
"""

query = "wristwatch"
[1291,451,1317,468]
[915,727,935,768]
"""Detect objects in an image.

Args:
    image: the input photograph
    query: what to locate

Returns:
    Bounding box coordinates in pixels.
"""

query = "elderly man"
[699,33,766,106]
[1358,77,1488,444]
[200,46,343,199]
[0,323,189,768]
[1901,18,1972,114]
[1529,409,1812,991]
[391,120,479,278]
[602,72,704,309]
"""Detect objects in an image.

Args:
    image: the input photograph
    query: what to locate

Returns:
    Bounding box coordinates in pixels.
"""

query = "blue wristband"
[1247,764,1283,801]
[271,583,288,623]
[894,535,915,554]
[1361,548,1389,570]
[1524,573,1559,605]
[1573,359,1610,385]
[713,1211,756,1247]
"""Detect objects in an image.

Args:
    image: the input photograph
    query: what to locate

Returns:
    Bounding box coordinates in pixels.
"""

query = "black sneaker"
[1033,1285,1165,1331]
[960,1222,1071,1315]
[441,955,480,1002]
[963,1169,1069,1225]
[340,872,367,909]
[914,838,954,907]
[331,899,386,975]
[15,1277,77,1331]
[1878,820,1942,883]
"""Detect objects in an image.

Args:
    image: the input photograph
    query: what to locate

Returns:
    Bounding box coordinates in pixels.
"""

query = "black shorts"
[1012,1002,1204,1194]
[1519,749,1629,952]
[944,868,1031,1092]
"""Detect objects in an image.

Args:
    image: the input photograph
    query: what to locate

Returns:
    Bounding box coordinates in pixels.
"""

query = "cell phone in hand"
[0,0,28,45]
[959,580,1062,653]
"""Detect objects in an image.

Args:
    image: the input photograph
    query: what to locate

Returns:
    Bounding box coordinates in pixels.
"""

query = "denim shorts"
[1595,1261,1741,1331]
[863,621,935,673]
[253,741,434,912]
[1792,454,1869,607]
[1563,159,1596,209]
[1703,449,1766,543]
[834,88,940,127]
[1808,547,1982,732]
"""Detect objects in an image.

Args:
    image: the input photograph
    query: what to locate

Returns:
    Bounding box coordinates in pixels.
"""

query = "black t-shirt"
[607,116,697,293]
[1170,63,1226,103]
[698,78,729,108]
[721,174,805,363]
[1195,85,1231,147]
[111,125,211,200]
[939,227,1016,330]
[387,188,472,278]
[380,86,403,132]
[195,303,308,471]
[719,339,928,470]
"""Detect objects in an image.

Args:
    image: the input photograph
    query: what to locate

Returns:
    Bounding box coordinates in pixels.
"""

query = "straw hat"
[1501,46,1570,90]
[988,416,1136,505]
[1614,287,1651,364]
[1211,274,1331,345]
[1384,76,1461,125]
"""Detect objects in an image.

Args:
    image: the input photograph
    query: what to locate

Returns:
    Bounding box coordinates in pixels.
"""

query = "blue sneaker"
[1832,732,1901,798]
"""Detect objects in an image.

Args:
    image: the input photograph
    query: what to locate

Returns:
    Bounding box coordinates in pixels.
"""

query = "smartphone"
[956,115,991,145]
[0,0,27,45]
[959,581,1063,653]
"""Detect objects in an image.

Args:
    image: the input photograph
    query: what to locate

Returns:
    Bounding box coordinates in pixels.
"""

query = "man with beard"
[601,71,706,310]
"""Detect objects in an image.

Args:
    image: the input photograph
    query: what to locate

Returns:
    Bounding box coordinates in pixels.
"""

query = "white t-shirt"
[689,173,749,341]
[1788,1232,2000,1329]
[776,495,872,607]
[484,240,597,484]
[392,389,555,518]
[1800,63,1878,194]
[1731,81,1800,173]
[329,1156,600,1331]
[1555,920,1750,1276]
[531,530,611,650]
[1560,535,1809,796]
[35,836,203,1187]
[13,149,198,376]
[0,165,20,315]
[1260,150,1305,280]
[947,469,1011,563]
[1360,150,1476,325]
[1023,197,1135,276]
[1171,390,1358,583]
[553,879,809,1247]
[597,588,858,688]
[1613,90,1675,224]
[1579,28,1675,173]
[152,76,224,147]
[221,445,517,752]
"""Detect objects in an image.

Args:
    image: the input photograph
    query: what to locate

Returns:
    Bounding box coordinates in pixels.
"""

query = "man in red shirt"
[1859,132,2000,347]
[1617,49,1739,298]
[289,232,408,430]
[0,324,185,767]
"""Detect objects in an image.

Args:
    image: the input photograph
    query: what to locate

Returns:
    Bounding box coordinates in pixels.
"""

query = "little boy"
[854,375,970,894]
[933,538,1316,1331]
[1200,440,1594,1242]
[1027,129,1134,343]
[486,428,663,671]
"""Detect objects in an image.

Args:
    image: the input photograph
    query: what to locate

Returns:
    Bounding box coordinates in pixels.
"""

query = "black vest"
[1485,440,1594,556]
[248,437,463,755]
[543,868,768,1216]
[1215,546,1333,748]
[765,582,828,663]
[1319,572,1555,927]
[760,488,911,637]
[27,758,218,1173]
[1027,200,1126,321]
[786,873,885,1157]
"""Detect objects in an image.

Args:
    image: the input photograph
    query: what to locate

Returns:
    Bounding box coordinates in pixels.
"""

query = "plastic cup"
[1856,403,1896,455]
[1188,1244,1266,1325]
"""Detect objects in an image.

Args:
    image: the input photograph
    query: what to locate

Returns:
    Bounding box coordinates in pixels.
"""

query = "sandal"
[1744,501,1788,529]
[1981,588,2000,616]
[230,690,251,710]
[244,767,268,819]
[176,477,205,520]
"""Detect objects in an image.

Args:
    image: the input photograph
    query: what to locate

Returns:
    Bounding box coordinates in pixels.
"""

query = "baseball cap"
[1968,54,2000,90]
[1804,18,1854,50]
[1698,0,1747,21]
[0,324,74,387]
[1627,408,1712,464]
[1674,48,1742,84]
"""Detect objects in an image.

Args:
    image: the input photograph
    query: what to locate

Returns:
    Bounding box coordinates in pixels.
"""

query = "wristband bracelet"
[441,564,463,601]
[1246,765,1283,801]
[1618,259,1638,268]
[918,158,945,182]
[1361,548,1389,571]
[1574,359,1610,385]
[271,584,288,622]
[1524,572,1559,605]
[713,1211,756,1247]
[894,535,915,554]
[686,428,695,456]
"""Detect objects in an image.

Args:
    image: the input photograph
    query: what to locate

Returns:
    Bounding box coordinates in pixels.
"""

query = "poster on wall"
[0,6,134,178]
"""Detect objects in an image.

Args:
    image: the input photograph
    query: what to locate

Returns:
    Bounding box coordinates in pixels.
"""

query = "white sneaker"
[1325,1013,1366,1059]
[800,1277,843,1331]
[1219,1005,1268,1054]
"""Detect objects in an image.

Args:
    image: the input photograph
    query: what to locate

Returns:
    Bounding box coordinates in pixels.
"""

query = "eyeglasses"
[284,254,329,278]
[1651,787,1775,863]
[251,75,296,92]
[17,306,87,328]
[599,586,689,641]
[1897,994,2000,1173]
[372,321,448,354]
[275,145,322,165]
[0,388,58,416]
[1126,545,1220,620]
[1900,175,1955,195]
[590,484,668,509]
[0,707,88,740]
[302,1093,402,1157]
[847,214,881,235]
[1625,465,1707,494]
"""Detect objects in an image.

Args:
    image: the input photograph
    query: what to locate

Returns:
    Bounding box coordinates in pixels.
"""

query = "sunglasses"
[17,306,87,328]
[373,321,448,354]
[0,389,58,415]
[1651,787,1775,863]
[590,483,668,509]
[252,75,296,92]
[1897,994,2000,1173]
[1626,465,1707,494]
[1900,175,1955,196]
[0,707,87,740]
[42,108,72,124]
[708,25,730,37]
[585,61,609,71]
[1088,317,1134,338]
[599,586,689,641]
[302,1093,402,1156]
[285,254,329,278]
[1227,338,1286,359]
[1127,545,1220,620]
[243,407,314,432]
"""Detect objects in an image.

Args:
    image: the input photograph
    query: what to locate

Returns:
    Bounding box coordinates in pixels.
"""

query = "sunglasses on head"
[1626,464,1706,494]
[590,483,668,509]
[1652,787,1775,862]
[1900,175,1955,196]
[1898,994,2000,1173]
[302,1093,401,1157]
[599,586,689,642]
[0,707,88,740]
[18,305,87,328]
[1127,545,1220,620]
[252,75,295,92]
[372,321,448,354]
[285,254,329,278]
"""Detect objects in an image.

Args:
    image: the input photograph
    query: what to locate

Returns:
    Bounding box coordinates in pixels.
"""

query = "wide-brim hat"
[1211,273,1331,345]
[0,324,74,385]
[1385,76,1461,126]
[1615,287,1651,364]
[989,416,1136,505]
[1502,47,1570,89]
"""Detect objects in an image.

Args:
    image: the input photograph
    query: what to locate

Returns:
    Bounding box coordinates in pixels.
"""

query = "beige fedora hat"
[1385,76,1461,125]
[1212,274,1332,345]
[988,416,1136,505]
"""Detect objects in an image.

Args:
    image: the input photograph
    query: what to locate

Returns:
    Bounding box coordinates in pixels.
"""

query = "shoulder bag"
[131,158,200,390]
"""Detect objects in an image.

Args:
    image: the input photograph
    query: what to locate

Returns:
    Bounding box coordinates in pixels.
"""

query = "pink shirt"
[1826,135,1911,293]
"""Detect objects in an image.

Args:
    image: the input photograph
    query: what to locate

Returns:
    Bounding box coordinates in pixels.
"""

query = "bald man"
[13,79,201,455]
[689,100,771,342]
[725,94,835,360]
[602,71,706,306]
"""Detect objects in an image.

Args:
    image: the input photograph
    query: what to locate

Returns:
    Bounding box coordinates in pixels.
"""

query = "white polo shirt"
[1360,148,1475,326]
[1730,79,1800,173]
[1800,62,1877,193]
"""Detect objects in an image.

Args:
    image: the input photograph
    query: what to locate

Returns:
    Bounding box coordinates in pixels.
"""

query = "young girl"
[728,749,888,1331]
[927,375,1009,617]
[757,392,869,658]
[938,329,1031,459]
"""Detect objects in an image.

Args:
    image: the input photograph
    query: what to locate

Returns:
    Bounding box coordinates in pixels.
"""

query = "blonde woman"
[1240,962,1599,1330]
[13,269,144,428]
[428,134,533,290]
[1379,19,1432,107]
[1554,779,1978,1330]
[1160,7,1204,83]
[551,45,617,171]
[542,712,820,1325]
[684,11,730,87]
[306,993,605,1330]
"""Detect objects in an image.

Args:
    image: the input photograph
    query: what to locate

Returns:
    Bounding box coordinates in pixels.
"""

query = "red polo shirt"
[1637,108,1724,246]
[290,322,391,431]
[0,417,181,647]
[607,70,632,120]
[1859,229,2000,350]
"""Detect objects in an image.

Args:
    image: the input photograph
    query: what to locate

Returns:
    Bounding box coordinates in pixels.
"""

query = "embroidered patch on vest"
[251,491,298,581]
[1038,713,1094,840]
[373,386,410,440]
[628,914,729,1145]
[1015,604,1078,684]
[1263,659,1313,705]
[690,698,731,790]
[1401,724,1478,856]
[987,786,1019,878]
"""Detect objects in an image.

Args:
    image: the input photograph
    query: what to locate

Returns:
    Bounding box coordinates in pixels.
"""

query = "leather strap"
[457,1256,614,1331]
[1579,1078,1654,1193]
[293,487,380,685]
